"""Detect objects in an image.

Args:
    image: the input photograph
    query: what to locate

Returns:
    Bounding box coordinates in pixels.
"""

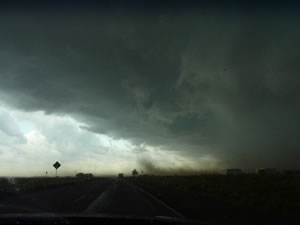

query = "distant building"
[256,168,279,175]
[225,169,243,175]
[76,173,94,179]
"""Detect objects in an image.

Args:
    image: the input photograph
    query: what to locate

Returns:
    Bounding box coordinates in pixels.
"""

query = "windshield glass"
[0,1,299,224]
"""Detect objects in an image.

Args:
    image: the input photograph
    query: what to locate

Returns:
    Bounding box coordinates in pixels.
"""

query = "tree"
[132,169,138,176]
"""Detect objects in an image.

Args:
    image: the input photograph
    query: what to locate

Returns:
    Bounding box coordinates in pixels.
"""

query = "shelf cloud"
[0,4,299,175]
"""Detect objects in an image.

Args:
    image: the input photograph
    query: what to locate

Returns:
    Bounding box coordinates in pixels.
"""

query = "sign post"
[53,161,61,177]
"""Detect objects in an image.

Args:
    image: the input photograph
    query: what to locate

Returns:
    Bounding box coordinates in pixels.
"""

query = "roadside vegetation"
[0,177,95,196]
[129,174,300,224]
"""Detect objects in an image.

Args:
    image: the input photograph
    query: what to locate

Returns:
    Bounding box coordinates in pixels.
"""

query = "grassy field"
[129,175,300,224]
[0,177,94,196]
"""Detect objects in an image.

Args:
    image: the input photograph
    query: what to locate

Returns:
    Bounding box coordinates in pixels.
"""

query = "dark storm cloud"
[0,5,299,169]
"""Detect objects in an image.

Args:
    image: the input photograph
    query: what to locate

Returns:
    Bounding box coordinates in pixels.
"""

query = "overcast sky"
[0,2,299,176]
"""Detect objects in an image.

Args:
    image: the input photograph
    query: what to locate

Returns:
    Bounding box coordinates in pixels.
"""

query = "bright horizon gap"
[0,103,220,177]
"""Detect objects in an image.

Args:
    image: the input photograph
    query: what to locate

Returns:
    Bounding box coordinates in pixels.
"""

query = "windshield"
[0,1,299,225]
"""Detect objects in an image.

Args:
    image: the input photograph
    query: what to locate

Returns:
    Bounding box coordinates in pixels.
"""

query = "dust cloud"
[138,159,220,176]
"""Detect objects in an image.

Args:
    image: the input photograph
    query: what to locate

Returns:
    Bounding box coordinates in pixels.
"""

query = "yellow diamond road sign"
[53,161,61,169]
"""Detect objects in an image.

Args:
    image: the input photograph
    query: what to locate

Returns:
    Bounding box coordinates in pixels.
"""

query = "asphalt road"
[0,178,182,218]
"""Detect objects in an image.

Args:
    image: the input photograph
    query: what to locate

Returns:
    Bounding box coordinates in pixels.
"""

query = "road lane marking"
[124,180,185,218]
[84,179,184,218]
[73,194,86,203]
[84,189,112,213]
[83,180,117,213]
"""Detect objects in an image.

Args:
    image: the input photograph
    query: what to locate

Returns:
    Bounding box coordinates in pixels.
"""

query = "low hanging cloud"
[0,4,299,173]
[0,109,26,144]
